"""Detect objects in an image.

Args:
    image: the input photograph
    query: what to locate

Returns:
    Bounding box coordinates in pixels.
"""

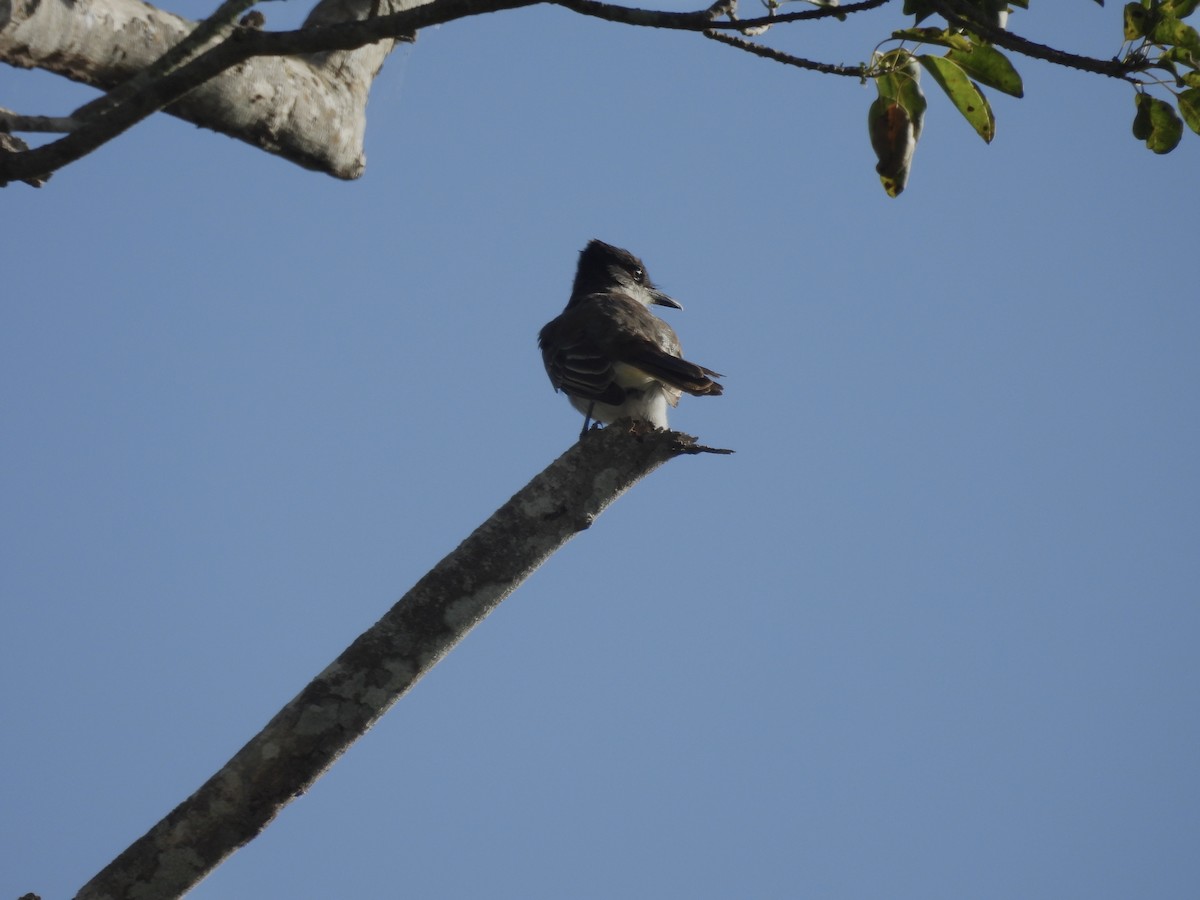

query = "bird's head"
[570,239,683,310]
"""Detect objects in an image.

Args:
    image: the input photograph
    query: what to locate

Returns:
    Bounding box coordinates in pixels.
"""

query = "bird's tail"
[626,349,724,397]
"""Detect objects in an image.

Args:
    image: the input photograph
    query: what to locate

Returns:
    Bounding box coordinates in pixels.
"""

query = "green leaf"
[1157,54,1183,83]
[1161,46,1200,69]
[946,44,1025,97]
[874,52,927,134]
[1153,14,1200,53]
[1132,93,1153,139]
[1125,2,1154,39]
[918,55,996,142]
[1178,87,1200,132]
[1149,98,1185,151]
[1185,71,1200,87]
[903,0,938,23]
[895,66,928,143]
[949,0,1017,29]
[891,27,974,51]
[1134,93,1185,152]
[1166,0,1200,18]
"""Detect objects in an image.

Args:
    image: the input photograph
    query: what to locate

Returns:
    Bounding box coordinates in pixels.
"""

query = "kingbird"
[539,240,723,438]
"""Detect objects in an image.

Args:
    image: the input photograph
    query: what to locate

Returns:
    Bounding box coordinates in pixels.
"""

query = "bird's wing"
[603,298,724,397]
[539,316,626,404]
[613,339,725,397]
[539,294,724,402]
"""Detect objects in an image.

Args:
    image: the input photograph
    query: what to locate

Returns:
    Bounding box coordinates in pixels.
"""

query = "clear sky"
[3,3,1198,898]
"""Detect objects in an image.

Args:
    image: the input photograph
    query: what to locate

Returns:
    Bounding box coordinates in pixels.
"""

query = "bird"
[538,239,723,439]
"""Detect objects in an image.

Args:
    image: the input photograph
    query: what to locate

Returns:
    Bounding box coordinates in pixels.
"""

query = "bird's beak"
[650,289,683,310]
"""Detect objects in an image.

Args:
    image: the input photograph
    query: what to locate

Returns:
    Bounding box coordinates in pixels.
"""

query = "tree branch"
[704,28,868,76]
[69,0,265,122]
[0,0,897,185]
[0,0,446,183]
[1,0,1160,186]
[0,0,538,185]
[72,426,727,900]
[546,0,891,32]
[0,108,81,134]
[929,0,1150,81]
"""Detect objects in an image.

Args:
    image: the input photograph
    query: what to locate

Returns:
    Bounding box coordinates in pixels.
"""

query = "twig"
[705,28,868,76]
[547,0,891,32]
[0,108,82,134]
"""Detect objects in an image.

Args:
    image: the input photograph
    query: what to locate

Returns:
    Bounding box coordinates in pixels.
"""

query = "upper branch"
[930,0,1151,81]
[1,0,1164,186]
[705,29,868,76]
[547,0,892,32]
[0,0,540,185]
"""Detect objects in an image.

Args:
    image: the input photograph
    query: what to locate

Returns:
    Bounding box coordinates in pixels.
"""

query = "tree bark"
[0,0,424,177]
[70,426,726,900]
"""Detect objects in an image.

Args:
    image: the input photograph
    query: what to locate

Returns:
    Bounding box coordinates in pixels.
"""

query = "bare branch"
[0,108,82,134]
[705,28,868,76]
[73,426,727,900]
[0,0,447,183]
[71,0,265,121]
[547,0,892,32]
[0,133,49,186]
[0,0,538,185]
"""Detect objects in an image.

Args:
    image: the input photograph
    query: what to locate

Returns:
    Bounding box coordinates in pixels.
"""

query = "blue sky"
[3,2,1198,898]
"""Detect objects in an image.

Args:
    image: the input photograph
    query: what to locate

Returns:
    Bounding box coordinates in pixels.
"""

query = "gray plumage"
[539,240,723,436]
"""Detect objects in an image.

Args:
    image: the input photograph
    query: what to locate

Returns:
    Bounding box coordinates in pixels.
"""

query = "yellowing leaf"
[946,44,1024,98]
[1153,14,1200,54]
[891,27,974,51]
[918,55,996,142]
[1124,3,1152,40]
[1133,94,1153,140]
[1178,88,1200,134]
[869,98,916,197]
[1166,0,1200,16]
[1134,94,1184,153]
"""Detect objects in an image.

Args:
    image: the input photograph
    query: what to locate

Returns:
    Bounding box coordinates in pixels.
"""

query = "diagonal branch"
[0,0,451,183]
[0,0,539,185]
[73,425,728,900]
[70,0,265,122]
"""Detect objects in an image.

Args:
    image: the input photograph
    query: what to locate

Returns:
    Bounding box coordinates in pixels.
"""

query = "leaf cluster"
[1122,0,1200,150]
[868,20,1022,195]
[866,0,1198,195]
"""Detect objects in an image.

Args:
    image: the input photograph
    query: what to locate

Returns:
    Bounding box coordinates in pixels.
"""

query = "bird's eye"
[631,267,645,283]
